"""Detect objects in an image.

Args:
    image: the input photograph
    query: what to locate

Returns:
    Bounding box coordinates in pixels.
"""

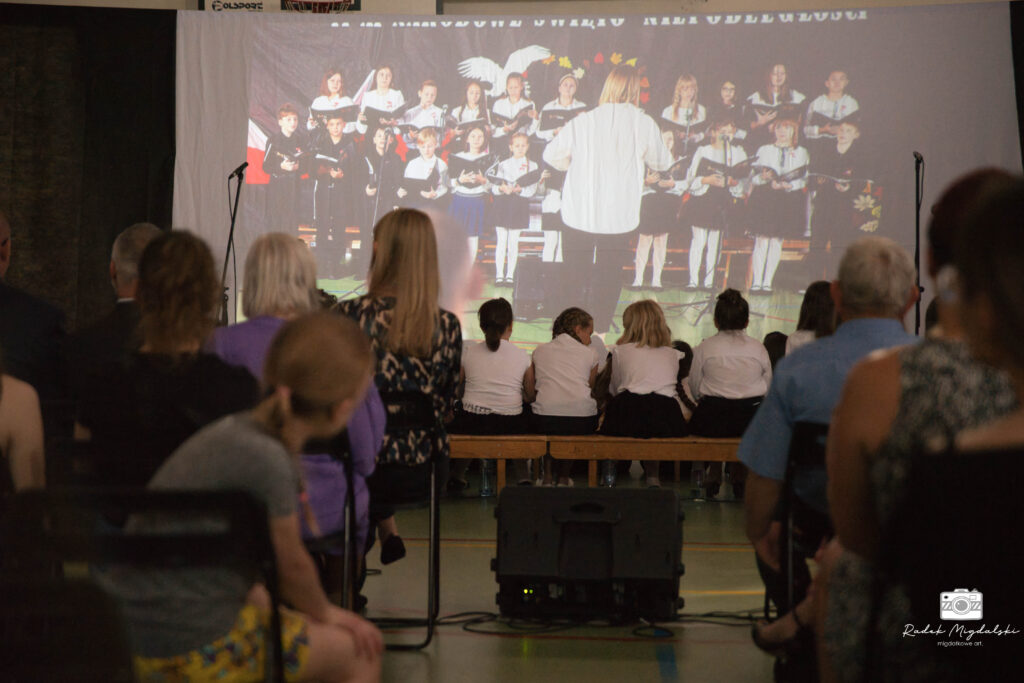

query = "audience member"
[762,331,788,370]
[819,170,1017,683]
[740,236,917,657]
[448,297,535,491]
[786,280,835,354]
[75,231,259,487]
[66,222,161,398]
[531,307,601,486]
[600,300,687,488]
[0,209,67,405]
[923,296,939,335]
[689,288,771,498]
[335,208,462,567]
[105,313,383,683]
[0,348,45,493]
[204,232,385,592]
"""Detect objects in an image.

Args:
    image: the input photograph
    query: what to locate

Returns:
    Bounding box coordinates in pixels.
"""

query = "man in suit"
[66,222,162,397]
[0,209,67,404]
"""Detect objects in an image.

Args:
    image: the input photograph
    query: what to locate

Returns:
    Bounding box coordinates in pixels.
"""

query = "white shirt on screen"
[462,339,531,415]
[688,329,771,400]
[361,88,406,114]
[532,333,599,417]
[543,102,673,235]
[685,144,749,198]
[803,94,859,138]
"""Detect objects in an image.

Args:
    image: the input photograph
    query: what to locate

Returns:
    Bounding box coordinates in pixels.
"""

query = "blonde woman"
[543,65,673,334]
[335,209,462,565]
[599,300,688,487]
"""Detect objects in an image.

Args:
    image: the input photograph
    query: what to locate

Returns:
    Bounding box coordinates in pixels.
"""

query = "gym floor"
[362,464,776,682]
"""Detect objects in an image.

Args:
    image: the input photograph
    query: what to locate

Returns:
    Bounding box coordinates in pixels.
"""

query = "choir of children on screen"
[263,61,868,291]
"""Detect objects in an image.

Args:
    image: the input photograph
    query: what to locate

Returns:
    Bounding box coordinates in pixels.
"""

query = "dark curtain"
[0,3,175,331]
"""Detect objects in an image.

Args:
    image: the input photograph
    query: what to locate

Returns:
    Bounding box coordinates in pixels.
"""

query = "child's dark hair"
[713,288,749,330]
[796,280,836,339]
[479,297,514,352]
[672,340,694,380]
[552,307,593,344]
[763,331,788,370]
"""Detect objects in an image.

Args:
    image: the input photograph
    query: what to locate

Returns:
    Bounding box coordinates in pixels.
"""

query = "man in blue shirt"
[740,236,918,615]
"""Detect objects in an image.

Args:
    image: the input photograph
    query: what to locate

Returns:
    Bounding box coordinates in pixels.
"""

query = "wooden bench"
[450,434,740,491]
[448,435,549,492]
[547,435,741,488]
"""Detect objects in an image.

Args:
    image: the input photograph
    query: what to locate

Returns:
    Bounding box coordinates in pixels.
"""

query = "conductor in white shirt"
[543,65,674,335]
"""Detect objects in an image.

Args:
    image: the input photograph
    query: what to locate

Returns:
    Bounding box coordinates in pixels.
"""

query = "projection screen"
[174,3,1021,345]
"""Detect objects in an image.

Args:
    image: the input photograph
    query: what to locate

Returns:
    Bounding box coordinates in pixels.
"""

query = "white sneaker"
[645,477,662,488]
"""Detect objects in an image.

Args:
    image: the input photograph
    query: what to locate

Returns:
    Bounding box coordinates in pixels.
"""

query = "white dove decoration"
[457,45,553,98]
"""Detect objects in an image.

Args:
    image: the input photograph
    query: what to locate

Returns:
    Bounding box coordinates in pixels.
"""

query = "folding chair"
[302,428,361,611]
[1,489,287,683]
[371,390,442,651]
[0,578,135,682]
[763,421,831,618]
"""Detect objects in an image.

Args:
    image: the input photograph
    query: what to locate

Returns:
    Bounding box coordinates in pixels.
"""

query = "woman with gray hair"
[206,232,385,585]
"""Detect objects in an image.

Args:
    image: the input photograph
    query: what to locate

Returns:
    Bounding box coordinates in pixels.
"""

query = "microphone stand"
[219,165,245,326]
[913,152,924,335]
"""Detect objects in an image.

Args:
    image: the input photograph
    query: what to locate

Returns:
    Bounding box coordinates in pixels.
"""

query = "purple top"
[205,315,384,549]
[206,316,284,381]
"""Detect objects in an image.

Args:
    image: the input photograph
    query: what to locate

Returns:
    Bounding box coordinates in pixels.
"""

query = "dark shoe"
[751,609,811,657]
[446,477,469,497]
[380,535,406,565]
[706,482,721,499]
[732,481,745,500]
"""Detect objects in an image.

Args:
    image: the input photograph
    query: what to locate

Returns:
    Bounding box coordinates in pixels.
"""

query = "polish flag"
[246,119,270,184]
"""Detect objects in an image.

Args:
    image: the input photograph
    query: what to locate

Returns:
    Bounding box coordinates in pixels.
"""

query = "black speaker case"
[493,487,684,621]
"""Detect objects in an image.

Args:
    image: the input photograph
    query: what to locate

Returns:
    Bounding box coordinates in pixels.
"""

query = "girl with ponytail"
[531,306,602,486]
[115,313,384,682]
[447,298,535,492]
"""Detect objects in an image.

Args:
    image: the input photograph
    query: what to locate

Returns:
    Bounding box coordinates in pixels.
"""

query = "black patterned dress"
[335,295,462,467]
[824,339,1016,682]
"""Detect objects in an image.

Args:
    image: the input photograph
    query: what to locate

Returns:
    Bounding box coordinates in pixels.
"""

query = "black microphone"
[228,161,249,179]
[913,151,924,164]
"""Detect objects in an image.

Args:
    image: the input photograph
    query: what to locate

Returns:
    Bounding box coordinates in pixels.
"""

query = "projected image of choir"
[257,57,880,295]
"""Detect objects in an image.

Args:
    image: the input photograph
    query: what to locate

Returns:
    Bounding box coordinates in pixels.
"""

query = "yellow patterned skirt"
[135,604,310,682]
